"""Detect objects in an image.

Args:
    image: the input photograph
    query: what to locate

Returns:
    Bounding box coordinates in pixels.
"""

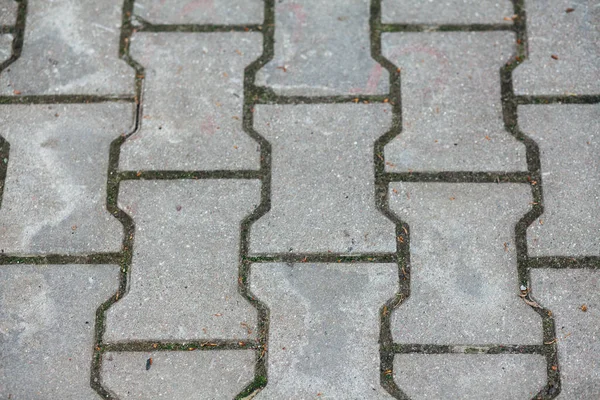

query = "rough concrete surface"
[0,0,598,398]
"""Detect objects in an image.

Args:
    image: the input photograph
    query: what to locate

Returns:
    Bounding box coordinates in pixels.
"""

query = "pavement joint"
[0,0,597,398]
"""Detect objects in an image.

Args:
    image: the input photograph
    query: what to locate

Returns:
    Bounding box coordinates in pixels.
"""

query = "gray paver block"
[382,0,514,24]
[105,179,260,341]
[0,0,17,26]
[134,0,263,24]
[0,0,134,95]
[0,264,119,399]
[383,32,527,172]
[394,354,546,399]
[0,34,11,63]
[0,103,133,254]
[520,104,599,257]
[250,104,396,254]
[120,32,262,171]
[255,0,389,95]
[513,0,600,95]
[532,269,600,399]
[102,350,255,399]
[389,183,541,344]
[250,262,397,399]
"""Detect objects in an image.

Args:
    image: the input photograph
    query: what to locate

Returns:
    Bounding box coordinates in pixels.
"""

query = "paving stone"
[250,262,397,399]
[102,350,255,399]
[0,34,11,63]
[0,0,17,26]
[0,103,133,254]
[0,264,119,399]
[520,104,599,257]
[0,0,133,95]
[394,354,546,399]
[120,33,262,171]
[382,0,514,24]
[250,104,396,254]
[389,183,541,344]
[383,32,527,172]
[532,269,600,399]
[105,179,260,341]
[513,0,600,95]
[134,0,263,24]
[255,0,388,95]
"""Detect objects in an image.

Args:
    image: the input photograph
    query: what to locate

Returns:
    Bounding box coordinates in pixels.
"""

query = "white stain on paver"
[0,0,134,95]
[0,265,119,400]
[0,103,133,254]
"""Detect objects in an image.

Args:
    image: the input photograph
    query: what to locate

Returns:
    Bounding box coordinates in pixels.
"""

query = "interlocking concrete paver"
[389,183,540,344]
[0,0,133,95]
[394,354,547,399]
[382,0,514,24]
[1,0,598,398]
[520,104,599,257]
[0,103,132,254]
[105,180,260,341]
[250,104,396,254]
[120,33,262,171]
[0,34,11,63]
[251,263,397,399]
[0,264,119,399]
[134,0,263,24]
[513,0,600,95]
[383,32,527,172]
[532,269,600,399]
[102,351,255,399]
[255,0,389,95]
[0,0,17,26]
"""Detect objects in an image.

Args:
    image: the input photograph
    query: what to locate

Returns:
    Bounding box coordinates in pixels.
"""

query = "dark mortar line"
[516,94,600,105]
[0,94,135,104]
[252,91,393,105]
[0,26,15,34]
[380,23,514,33]
[370,1,412,399]
[246,253,397,263]
[0,136,8,209]
[384,171,531,183]
[101,340,258,353]
[0,253,121,265]
[118,169,263,181]
[90,2,141,397]
[0,0,26,73]
[393,343,545,355]
[90,112,139,399]
[136,23,263,33]
[234,1,275,398]
[505,1,560,398]
[528,256,600,269]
